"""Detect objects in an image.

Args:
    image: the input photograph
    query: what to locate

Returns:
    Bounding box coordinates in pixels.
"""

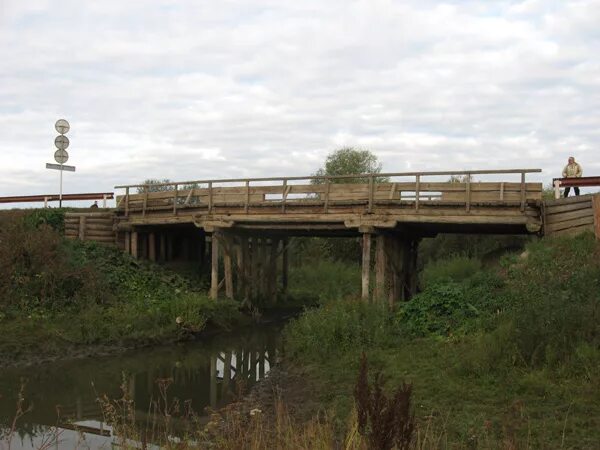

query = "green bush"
[288,260,360,303]
[420,255,481,288]
[285,300,395,360]
[463,232,600,371]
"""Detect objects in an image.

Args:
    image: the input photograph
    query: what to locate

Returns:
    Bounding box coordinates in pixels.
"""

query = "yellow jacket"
[562,163,582,178]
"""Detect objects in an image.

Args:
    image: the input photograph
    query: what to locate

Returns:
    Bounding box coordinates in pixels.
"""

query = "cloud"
[1,0,599,205]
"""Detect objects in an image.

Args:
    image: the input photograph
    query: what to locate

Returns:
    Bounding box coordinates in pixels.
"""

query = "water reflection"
[0,324,281,449]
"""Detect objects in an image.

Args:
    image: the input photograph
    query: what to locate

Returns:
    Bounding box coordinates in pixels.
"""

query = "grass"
[282,232,600,448]
[0,211,247,364]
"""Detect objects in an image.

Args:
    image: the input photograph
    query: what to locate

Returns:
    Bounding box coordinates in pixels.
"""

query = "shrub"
[288,260,360,303]
[285,300,395,360]
[420,256,481,288]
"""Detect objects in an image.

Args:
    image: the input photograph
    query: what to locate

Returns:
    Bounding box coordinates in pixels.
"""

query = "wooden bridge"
[100,169,543,303]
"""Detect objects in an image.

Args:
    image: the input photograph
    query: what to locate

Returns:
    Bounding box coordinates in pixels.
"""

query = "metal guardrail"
[0,192,114,207]
[552,176,600,199]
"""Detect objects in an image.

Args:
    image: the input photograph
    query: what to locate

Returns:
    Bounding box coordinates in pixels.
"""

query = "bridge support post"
[131,230,139,259]
[282,237,289,297]
[361,232,372,302]
[210,232,220,300]
[148,232,156,262]
[375,234,387,302]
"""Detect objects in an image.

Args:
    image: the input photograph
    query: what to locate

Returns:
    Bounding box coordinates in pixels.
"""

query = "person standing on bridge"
[562,156,583,197]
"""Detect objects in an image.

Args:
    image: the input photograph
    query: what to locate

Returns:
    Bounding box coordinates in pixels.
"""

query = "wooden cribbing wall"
[543,194,600,238]
[64,212,116,243]
[112,168,544,303]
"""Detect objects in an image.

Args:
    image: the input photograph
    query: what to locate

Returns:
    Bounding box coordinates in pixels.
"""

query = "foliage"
[313,147,388,183]
[418,234,529,269]
[354,353,414,450]
[419,255,481,288]
[288,257,361,303]
[21,208,66,233]
[137,178,174,193]
[0,212,245,357]
[285,300,395,360]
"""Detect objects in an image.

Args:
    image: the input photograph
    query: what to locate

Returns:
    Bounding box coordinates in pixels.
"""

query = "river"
[0,324,283,449]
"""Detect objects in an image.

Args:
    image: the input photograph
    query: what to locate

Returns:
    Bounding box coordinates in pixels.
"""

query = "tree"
[137,179,174,194]
[313,147,388,184]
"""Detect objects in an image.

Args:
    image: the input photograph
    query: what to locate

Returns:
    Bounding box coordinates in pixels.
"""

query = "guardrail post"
[245,180,250,213]
[103,194,107,208]
[520,172,526,211]
[465,175,471,212]
[208,182,213,213]
[125,187,130,217]
[554,179,561,200]
[281,179,287,213]
[415,175,420,211]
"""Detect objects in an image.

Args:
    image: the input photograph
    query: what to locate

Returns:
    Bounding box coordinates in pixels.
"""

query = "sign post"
[47,119,74,207]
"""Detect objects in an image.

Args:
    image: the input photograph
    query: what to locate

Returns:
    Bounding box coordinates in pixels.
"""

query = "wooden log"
[282,237,289,296]
[545,200,592,215]
[270,237,280,304]
[250,237,259,301]
[241,235,250,301]
[361,233,372,302]
[545,215,594,233]
[131,231,139,259]
[79,216,86,241]
[211,233,220,300]
[224,234,234,300]
[124,231,131,255]
[159,233,167,262]
[375,235,386,303]
[552,224,594,237]
[148,232,156,262]
[545,207,593,224]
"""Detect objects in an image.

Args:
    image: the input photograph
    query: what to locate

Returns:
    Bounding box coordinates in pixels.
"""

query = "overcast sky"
[1,0,599,203]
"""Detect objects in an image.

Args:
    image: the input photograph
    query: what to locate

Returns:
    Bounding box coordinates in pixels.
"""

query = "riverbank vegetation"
[281,231,600,448]
[0,210,245,366]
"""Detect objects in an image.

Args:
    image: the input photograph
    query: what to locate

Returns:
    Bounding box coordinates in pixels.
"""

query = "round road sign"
[55,119,70,134]
[55,135,70,150]
[54,149,69,164]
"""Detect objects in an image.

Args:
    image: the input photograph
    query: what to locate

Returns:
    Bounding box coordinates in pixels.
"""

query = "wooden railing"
[114,169,543,217]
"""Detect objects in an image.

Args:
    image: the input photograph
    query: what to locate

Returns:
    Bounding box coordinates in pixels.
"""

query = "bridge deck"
[114,169,543,236]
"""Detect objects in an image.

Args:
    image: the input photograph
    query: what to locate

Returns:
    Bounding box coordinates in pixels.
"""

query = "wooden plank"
[544,194,594,207]
[545,215,594,233]
[361,233,371,302]
[552,224,594,237]
[545,207,593,224]
[545,200,593,215]
[592,195,600,239]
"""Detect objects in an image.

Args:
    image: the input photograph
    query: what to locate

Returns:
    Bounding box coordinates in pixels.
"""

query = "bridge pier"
[362,231,420,304]
[208,229,289,303]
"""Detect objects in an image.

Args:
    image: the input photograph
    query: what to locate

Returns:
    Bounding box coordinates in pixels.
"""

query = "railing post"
[324,177,330,212]
[281,179,287,213]
[465,175,471,212]
[368,175,374,213]
[143,190,148,217]
[415,175,420,211]
[208,181,213,213]
[125,187,130,217]
[173,184,178,215]
[520,172,526,211]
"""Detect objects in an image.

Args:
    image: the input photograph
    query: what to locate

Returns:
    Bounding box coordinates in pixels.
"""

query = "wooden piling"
[375,234,386,302]
[148,232,156,262]
[361,233,372,302]
[131,231,139,259]
[210,233,220,300]
[223,234,234,300]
